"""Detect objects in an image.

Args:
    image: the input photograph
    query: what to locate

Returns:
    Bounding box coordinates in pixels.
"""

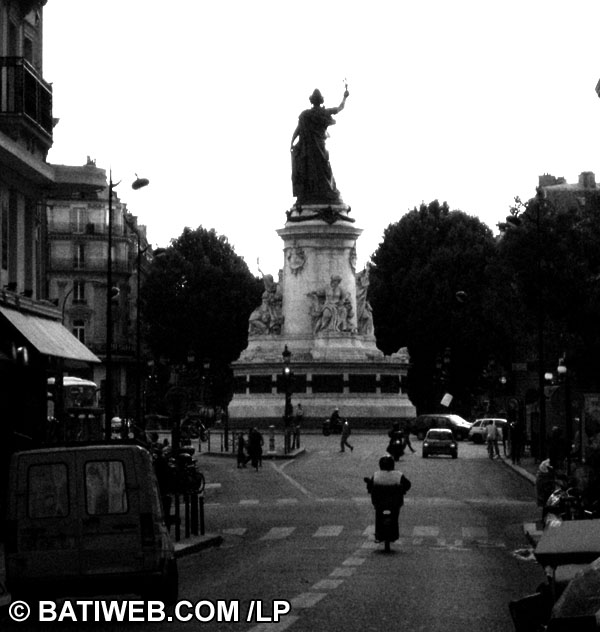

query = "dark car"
[422,428,458,459]
[322,417,343,436]
[413,414,472,440]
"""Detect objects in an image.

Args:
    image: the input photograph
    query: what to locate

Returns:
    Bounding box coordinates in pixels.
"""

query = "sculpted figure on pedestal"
[307,275,354,334]
[248,271,283,336]
[290,85,349,206]
[356,267,374,335]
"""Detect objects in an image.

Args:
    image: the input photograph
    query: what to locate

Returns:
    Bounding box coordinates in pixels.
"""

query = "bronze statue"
[291,85,349,206]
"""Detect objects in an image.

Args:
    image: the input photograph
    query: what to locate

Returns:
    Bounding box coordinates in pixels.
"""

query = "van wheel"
[143,559,179,604]
[161,559,179,604]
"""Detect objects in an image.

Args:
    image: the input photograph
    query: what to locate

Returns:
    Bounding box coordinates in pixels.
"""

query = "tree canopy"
[369,200,504,415]
[141,227,262,367]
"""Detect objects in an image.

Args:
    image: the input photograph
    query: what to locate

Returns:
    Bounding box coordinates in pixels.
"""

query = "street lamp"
[557,357,573,474]
[505,186,549,459]
[105,172,149,440]
[282,343,293,412]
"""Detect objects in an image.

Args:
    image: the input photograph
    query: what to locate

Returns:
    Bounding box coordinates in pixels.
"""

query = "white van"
[5,444,177,601]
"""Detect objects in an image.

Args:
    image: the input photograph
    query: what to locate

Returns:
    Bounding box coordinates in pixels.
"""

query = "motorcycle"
[386,434,405,461]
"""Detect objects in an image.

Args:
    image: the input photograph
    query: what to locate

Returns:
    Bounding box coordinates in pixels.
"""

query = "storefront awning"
[0,306,100,364]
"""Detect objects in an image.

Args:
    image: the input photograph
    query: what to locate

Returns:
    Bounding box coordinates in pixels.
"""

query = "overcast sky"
[43,1,600,276]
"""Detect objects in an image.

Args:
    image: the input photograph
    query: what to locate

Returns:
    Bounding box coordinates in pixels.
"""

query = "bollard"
[174,493,181,542]
[199,493,205,535]
[269,425,275,452]
[191,492,199,535]
[184,494,191,539]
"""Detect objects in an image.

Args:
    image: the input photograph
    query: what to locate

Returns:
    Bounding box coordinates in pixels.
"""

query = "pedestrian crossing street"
[220,523,507,550]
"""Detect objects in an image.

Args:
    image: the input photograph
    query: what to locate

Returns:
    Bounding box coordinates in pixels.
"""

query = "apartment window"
[73,280,86,304]
[72,208,87,233]
[73,244,85,269]
[73,319,85,344]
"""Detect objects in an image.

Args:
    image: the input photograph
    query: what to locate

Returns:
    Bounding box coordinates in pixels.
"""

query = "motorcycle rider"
[387,421,405,460]
[364,454,411,543]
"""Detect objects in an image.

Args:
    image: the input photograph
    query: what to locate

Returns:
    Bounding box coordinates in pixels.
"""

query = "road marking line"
[343,557,366,566]
[248,616,300,632]
[270,461,314,498]
[330,567,356,578]
[240,499,260,505]
[290,592,327,608]
[362,525,375,536]
[462,526,488,539]
[314,525,344,537]
[361,540,379,549]
[260,527,295,540]
[222,528,247,536]
[311,579,344,590]
[276,498,299,505]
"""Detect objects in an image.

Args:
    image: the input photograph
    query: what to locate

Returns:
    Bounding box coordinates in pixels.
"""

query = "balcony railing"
[0,57,53,140]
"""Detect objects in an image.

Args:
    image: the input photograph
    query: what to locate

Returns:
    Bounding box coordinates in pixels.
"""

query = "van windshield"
[85,461,128,514]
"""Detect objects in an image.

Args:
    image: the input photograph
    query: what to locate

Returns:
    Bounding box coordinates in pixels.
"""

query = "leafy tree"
[141,227,263,406]
[498,190,600,390]
[369,201,505,415]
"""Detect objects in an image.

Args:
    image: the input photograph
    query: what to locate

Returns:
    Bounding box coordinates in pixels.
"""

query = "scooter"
[386,437,405,461]
[364,477,401,553]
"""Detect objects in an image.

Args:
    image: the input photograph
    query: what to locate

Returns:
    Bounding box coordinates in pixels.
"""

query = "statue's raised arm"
[290,86,350,206]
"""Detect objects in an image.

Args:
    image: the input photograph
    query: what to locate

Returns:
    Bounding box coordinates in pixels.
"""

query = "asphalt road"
[4,433,546,631]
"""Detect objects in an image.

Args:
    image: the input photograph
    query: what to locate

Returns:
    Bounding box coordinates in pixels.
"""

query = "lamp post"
[506,187,548,460]
[104,172,149,440]
[282,345,293,452]
[557,357,572,475]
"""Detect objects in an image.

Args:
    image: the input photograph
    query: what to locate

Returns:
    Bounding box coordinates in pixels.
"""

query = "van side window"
[85,461,128,515]
[28,463,69,518]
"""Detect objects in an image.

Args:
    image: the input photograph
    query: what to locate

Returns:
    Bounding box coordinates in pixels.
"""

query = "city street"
[3,433,546,631]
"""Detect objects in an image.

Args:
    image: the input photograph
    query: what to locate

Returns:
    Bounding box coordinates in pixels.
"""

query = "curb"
[500,456,536,485]
[200,448,306,460]
[174,533,223,558]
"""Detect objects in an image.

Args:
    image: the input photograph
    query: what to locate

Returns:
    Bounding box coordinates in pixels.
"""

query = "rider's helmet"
[379,454,395,471]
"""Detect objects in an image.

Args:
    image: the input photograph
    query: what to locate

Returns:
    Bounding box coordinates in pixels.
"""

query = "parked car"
[5,443,178,602]
[413,414,472,440]
[422,428,458,458]
[468,418,508,443]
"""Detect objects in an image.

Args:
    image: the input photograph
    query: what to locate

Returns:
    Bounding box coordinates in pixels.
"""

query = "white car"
[469,418,507,443]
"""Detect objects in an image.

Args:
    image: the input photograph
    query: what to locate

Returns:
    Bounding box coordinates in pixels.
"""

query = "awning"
[0,306,100,364]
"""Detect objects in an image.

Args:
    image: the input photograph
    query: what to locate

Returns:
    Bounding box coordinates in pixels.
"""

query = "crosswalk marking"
[314,525,344,537]
[413,526,439,537]
[260,527,296,540]
[462,526,488,539]
[220,523,506,550]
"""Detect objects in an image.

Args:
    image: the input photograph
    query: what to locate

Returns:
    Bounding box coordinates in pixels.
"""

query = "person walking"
[486,420,501,459]
[291,404,303,449]
[236,432,247,468]
[340,418,354,452]
[246,427,264,471]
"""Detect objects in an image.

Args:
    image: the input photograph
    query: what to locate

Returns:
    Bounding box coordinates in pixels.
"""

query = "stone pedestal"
[229,204,415,427]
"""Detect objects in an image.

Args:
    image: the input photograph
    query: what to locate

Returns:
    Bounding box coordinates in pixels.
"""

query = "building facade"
[0,0,101,517]
[47,157,150,424]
